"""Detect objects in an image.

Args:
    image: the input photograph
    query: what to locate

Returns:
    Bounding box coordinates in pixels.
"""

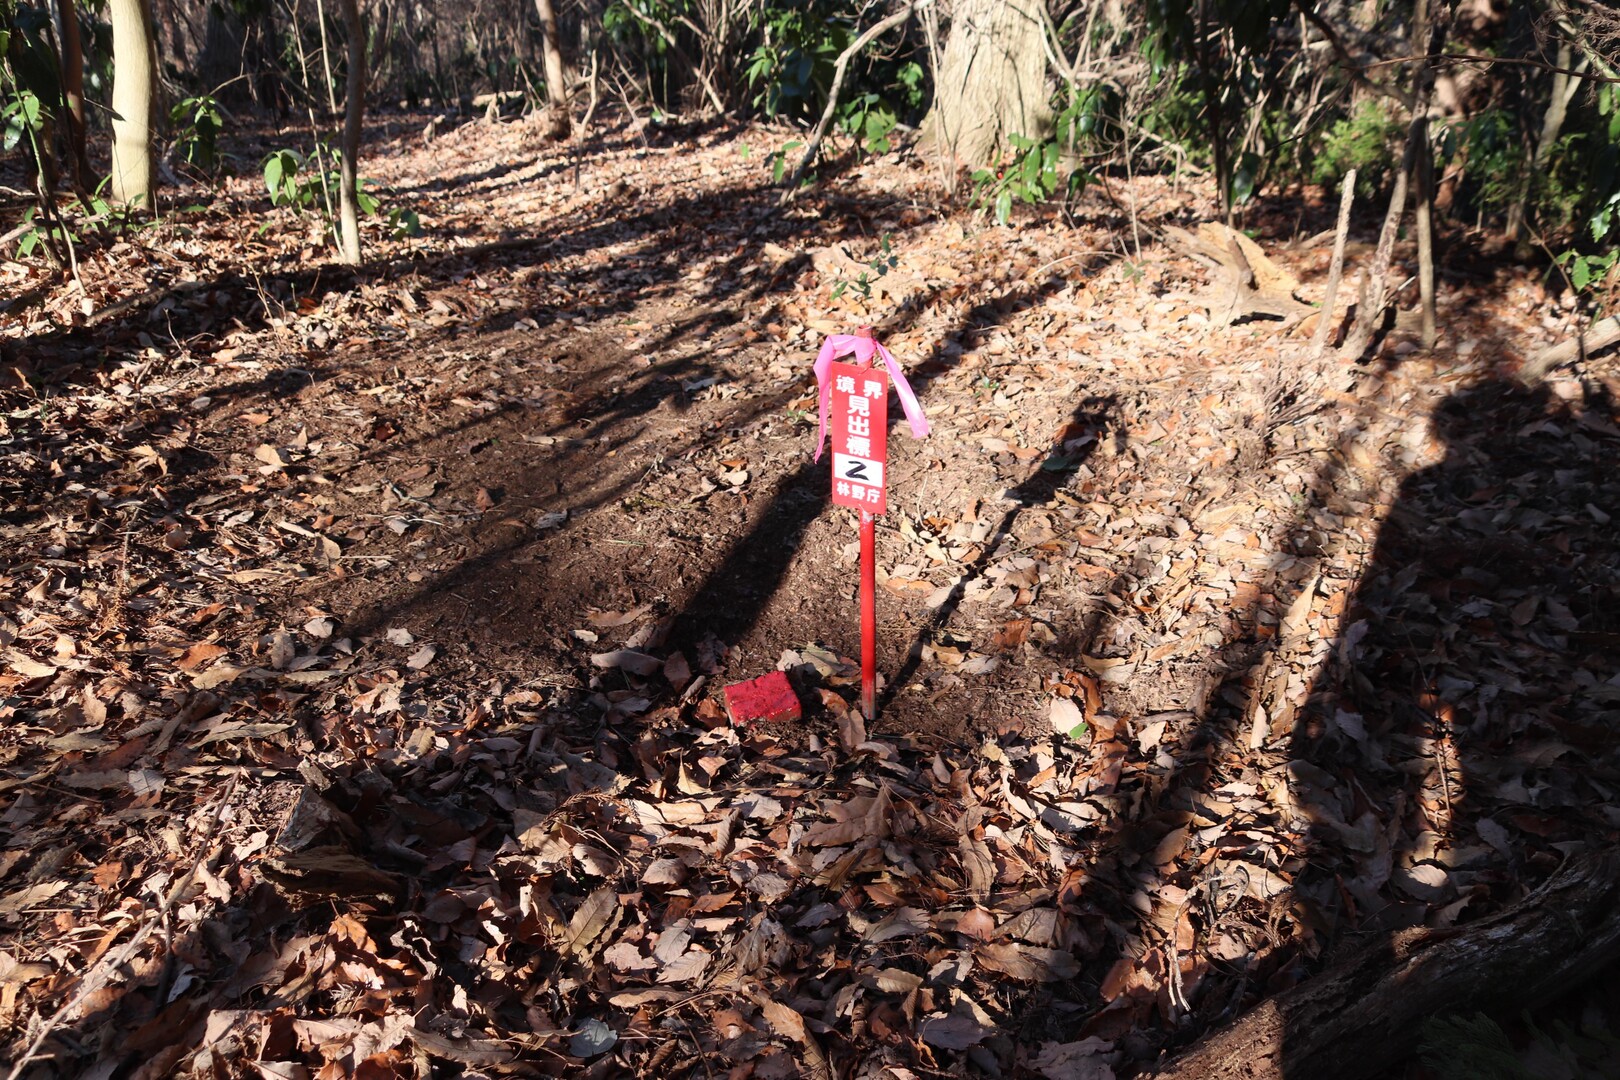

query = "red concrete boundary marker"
[722,670,802,727]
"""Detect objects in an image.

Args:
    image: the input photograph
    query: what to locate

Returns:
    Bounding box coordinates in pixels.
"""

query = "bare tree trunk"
[1197,0,1231,222]
[917,0,1052,168]
[1409,0,1445,354]
[1338,0,1446,360]
[109,0,158,208]
[533,0,570,138]
[1415,116,1436,348]
[336,0,364,265]
[316,0,340,114]
[1312,167,1356,356]
[1506,38,1586,244]
[53,0,92,190]
[1338,144,1411,361]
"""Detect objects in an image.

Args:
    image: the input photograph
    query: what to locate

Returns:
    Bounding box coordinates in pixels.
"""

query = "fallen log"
[1518,315,1620,384]
[1152,851,1620,1080]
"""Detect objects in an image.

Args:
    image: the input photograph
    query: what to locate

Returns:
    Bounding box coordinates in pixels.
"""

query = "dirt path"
[3,112,1618,1078]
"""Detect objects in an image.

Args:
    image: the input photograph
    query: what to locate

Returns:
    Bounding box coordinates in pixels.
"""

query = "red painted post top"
[722,670,802,726]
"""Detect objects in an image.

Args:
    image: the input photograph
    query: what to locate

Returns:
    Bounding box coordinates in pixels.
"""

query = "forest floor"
[2,108,1619,1079]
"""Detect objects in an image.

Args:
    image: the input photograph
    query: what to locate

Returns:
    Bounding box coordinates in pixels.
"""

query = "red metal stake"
[853,324,878,724]
[860,509,877,722]
[817,323,926,731]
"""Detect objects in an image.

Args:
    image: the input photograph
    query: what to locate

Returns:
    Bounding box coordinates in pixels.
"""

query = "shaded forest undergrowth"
[2,111,1619,1078]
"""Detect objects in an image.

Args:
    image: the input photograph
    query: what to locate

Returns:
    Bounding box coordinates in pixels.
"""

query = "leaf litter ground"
[2,111,1619,1078]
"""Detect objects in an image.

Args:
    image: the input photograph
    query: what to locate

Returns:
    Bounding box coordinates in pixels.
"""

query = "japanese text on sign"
[827,360,888,514]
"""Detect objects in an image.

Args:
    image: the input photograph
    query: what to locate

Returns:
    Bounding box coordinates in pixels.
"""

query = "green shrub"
[743,2,922,157]
[970,133,1089,226]
[170,94,226,174]
[1442,107,1519,219]
[1311,100,1401,196]
[743,5,851,121]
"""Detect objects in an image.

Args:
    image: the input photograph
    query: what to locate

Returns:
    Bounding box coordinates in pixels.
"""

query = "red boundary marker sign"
[811,328,931,724]
[827,360,889,516]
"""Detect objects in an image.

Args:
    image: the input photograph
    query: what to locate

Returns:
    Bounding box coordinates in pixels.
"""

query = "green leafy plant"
[170,94,226,173]
[1311,100,1402,197]
[1,12,74,264]
[830,233,897,301]
[1550,84,1620,309]
[970,133,1087,226]
[265,146,381,214]
[602,0,677,54]
[1,4,58,162]
[386,206,423,239]
[1441,108,1519,219]
[262,143,397,246]
[264,147,319,210]
[1561,250,1617,297]
[602,0,691,111]
[1,86,44,153]
[744,5,852,121]
[837,90,897,155]
[1556,188,1620,303]
[1054,82,1112,150]
[765,140,803,184]
[745,3,921,157]
[890,58,926,113]
[1,2,60,136]
[13,204,73,259]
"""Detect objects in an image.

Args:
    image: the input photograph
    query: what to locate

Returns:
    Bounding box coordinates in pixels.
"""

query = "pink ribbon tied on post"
[812,332,930,462]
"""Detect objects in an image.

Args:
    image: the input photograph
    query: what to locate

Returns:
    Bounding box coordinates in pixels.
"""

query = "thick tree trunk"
[109,0,158,207]
[53,0,92,190]
[1152,852,1620,1080]
[918,0,1052,168]
[337,0,364,265]
[533,0,570,139]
